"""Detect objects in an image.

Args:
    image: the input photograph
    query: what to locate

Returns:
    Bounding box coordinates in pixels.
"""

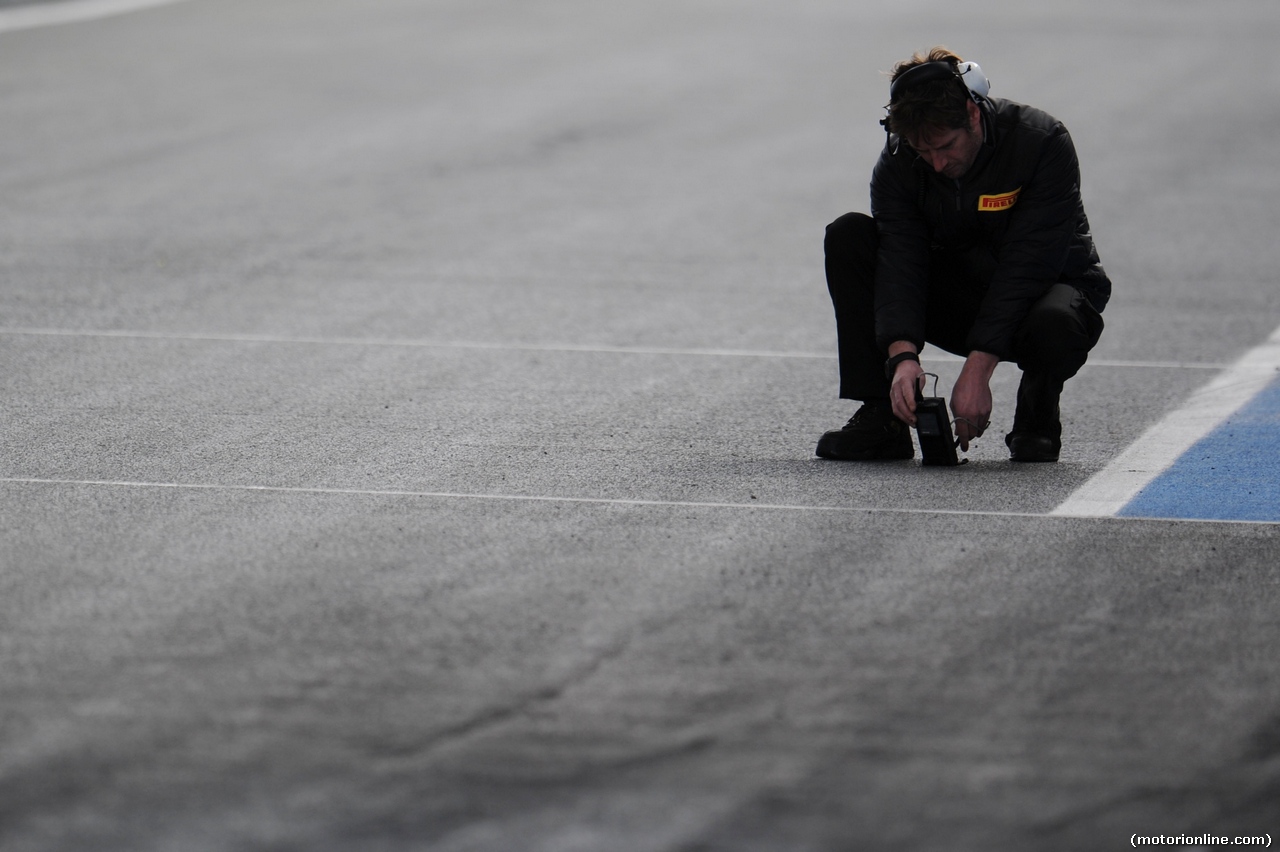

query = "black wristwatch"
[884,351,920,379]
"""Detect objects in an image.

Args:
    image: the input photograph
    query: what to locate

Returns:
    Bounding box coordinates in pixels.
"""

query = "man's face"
[906,100,984,180]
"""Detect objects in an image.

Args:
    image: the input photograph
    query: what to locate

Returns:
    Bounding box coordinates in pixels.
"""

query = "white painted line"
[0,0,191,34]
[0,327,1230,369]
[1084,359,1226,371]
[0,326,833,360]
[3,476,1279,525]
[0,475,1044,517]
[1052,324,1280,518]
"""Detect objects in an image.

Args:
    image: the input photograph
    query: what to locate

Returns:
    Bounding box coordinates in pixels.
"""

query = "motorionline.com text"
[1132,835,1271,848]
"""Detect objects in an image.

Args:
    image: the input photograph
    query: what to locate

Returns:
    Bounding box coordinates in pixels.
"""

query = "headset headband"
[888,59,990,105]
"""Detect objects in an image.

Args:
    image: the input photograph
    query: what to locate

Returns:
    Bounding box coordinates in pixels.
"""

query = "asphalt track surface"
[2,1,1279,850]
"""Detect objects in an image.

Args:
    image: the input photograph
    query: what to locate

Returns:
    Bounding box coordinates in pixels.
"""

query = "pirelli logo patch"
[978,187,1022,211]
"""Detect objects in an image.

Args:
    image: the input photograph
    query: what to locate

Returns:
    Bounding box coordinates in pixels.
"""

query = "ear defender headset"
[881,59,992,154]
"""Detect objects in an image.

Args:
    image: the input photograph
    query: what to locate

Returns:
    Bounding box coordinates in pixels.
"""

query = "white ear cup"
[955,61,990,100]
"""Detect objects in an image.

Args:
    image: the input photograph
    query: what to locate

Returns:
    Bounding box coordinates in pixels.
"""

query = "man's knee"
[825,212,878,311]
[1013,283,1105,378]
[825,211,877,261]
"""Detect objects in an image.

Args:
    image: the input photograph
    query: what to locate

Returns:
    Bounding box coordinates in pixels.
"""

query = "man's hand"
[887,341,924,426]
[951,351,999,451]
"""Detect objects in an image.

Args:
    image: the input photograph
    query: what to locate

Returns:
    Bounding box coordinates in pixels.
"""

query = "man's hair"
[885,47,972,139]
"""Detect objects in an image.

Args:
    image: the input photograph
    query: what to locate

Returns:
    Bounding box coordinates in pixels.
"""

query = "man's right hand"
[887,343,924,426]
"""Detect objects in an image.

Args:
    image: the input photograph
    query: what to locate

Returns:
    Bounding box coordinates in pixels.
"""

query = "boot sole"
[816,437,914,461]
[1007,434,1060,463]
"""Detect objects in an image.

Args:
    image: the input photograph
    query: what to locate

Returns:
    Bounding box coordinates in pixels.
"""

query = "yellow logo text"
[978,188,1021,211]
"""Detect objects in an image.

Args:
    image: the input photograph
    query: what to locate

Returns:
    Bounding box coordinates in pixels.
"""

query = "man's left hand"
[951,351,999,451]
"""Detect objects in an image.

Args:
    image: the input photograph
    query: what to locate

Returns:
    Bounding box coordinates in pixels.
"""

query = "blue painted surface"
[1120,375,1280,521]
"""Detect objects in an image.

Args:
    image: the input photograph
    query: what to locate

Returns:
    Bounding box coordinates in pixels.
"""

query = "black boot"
[817,401,914,461]
[1005,372,1063,463]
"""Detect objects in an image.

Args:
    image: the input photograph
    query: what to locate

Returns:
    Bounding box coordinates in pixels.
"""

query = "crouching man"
[818,47,1110,463]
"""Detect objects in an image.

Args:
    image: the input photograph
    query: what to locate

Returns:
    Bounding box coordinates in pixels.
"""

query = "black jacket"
[870,97,1111,359]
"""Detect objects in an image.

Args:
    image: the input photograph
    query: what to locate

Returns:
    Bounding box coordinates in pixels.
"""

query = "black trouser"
[825,211,1104,401]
